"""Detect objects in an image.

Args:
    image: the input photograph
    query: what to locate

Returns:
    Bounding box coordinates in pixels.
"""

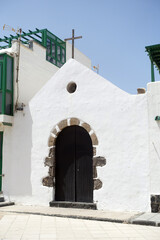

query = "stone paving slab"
[133,213,158,220]
[148,213,160,221]
[0,213,160,240]
[130,213,160,227]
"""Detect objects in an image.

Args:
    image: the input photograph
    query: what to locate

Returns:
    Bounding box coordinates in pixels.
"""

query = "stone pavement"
[1,205,160,227]
[0,205,160,239]
[0,205,140,223]
[131,212,160,227]
[0,212,160,240]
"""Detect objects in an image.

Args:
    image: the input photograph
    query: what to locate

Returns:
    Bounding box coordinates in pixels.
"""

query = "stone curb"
[131,220,156,226]
[0,202,15,208]
[127,212,160,227]
[0,210,125,224]
[1,208,160,227]
[130,219,160,227]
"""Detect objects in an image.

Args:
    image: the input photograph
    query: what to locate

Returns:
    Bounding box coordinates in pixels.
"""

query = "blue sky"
[0,0,160,94]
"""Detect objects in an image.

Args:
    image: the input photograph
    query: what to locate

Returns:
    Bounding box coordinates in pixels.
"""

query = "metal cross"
[64,29,82,59]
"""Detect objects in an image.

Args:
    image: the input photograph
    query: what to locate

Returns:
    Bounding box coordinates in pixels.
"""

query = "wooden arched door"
[55,126,93,203]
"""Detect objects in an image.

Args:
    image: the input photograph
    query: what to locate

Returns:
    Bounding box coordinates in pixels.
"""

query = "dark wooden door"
[55,126,93,203]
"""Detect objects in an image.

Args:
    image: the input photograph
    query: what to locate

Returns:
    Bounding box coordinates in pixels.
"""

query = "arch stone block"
[58,119,68,131]
[94,179,102,190]
[93,156,106,167]
[81,122,91,133]
[90,133,98,145]
[70,118,80,126]
[48,136,56,147]
[42,176,54,187]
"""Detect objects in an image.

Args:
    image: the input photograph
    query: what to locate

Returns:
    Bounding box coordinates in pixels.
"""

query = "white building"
[0,29,160,213]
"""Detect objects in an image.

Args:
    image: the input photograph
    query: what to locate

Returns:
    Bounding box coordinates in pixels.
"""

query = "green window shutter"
[0,62,3,113]
[0,63,2,89]
[0,132,3,192]
[0,54,13,116]
[5,55,13,116]
[6,56,13,90]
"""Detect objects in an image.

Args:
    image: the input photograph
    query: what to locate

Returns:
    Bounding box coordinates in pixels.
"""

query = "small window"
[62,48,65,63]
[51,58,56,65]
[57,46,61,61]
[51,42,55,58]
[45,31,66,67]
[47,39,51,55]
[5,92,12,115]
[47,55,51,61]
[0,56,3,61]
[67,82,77,93]
[6,57,12,91]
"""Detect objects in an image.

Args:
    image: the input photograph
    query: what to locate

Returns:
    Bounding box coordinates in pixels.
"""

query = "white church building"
[0,28,160,213]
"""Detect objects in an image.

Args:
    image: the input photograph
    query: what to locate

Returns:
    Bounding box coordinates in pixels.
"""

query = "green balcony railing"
[0,28,66,68]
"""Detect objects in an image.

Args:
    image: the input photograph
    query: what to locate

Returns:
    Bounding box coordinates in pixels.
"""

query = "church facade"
[0,29,160,212]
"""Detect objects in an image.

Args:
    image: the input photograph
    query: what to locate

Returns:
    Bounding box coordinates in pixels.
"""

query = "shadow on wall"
[153,121,160,161]
[156,120,160,130]
[3,106,32,196]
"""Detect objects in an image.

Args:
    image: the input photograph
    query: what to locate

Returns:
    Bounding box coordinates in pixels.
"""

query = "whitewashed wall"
[1,38,92,205]
[3,109,33,203]
[2,59,150,211]
[0,39,91,107]
[15,41,59,105]
[17,41,91,105]
[147,82,160,195]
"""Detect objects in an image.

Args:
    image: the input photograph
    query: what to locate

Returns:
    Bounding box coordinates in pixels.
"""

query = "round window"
[67,82,77,93]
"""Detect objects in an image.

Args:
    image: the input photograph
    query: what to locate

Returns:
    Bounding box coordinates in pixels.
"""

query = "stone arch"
[42,118,106,191]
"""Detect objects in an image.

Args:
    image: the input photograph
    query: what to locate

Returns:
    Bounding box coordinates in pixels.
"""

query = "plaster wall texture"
[0,40,91,108]
[147,82,160,194]
[0,37,91,204]
[0,41,58,108]
[2,59,150,211]
[28,59,149,212]
[14,40,91,105]
[2,107,52,205]
[13,41,59,105]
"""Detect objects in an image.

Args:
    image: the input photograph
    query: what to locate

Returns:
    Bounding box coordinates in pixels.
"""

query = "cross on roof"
[64,29,82,59]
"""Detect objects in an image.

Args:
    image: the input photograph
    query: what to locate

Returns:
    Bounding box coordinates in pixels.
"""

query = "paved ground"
[1,205,160,226]
[0,205,160,239]
[0,213,160,240]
